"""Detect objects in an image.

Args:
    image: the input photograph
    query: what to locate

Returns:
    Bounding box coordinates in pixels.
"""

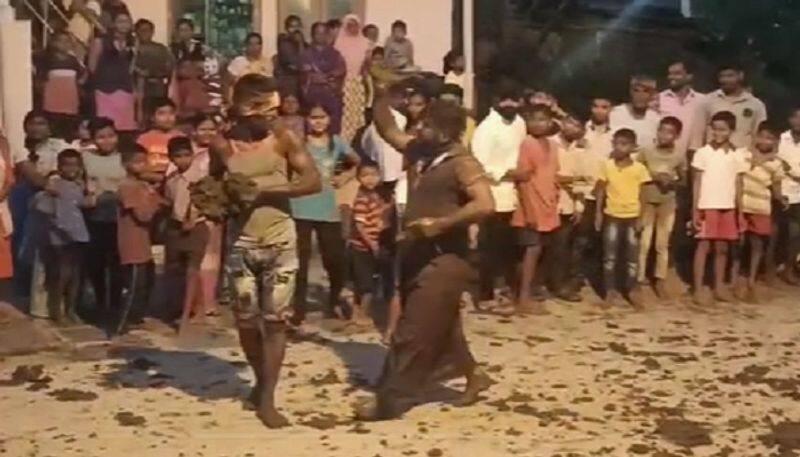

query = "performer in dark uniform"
[356,85,496,420]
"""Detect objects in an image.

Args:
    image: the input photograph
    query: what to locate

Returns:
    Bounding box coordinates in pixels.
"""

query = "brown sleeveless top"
[227,136,295,245]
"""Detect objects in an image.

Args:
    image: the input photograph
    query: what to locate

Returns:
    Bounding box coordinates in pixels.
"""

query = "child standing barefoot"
[349,162,389,326]
[692,111,749,304]
[735,122,785,302]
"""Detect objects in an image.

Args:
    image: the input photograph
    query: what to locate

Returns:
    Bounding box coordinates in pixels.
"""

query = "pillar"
[0,13,33,158]
[463,0,475,109]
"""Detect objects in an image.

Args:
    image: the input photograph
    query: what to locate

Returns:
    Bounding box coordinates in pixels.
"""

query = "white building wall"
[127,0,170,44]
[364,0,452,73]
[0,18,32,158]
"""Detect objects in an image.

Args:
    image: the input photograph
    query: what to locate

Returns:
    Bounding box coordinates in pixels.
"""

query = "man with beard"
[355,83,496,421]
[210,74,321,428]
[470,84,526,310]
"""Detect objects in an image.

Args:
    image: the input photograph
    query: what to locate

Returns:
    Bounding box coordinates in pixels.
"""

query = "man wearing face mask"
[470,83,527,310]
[208,74,321,429]
[355,81,496,421]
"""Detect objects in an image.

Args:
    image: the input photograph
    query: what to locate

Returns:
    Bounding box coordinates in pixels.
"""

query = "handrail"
[20,0,88,69]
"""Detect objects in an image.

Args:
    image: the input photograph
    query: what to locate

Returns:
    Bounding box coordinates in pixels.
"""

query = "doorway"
[277,0,366,36]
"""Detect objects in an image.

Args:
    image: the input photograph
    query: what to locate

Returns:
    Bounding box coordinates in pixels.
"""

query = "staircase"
[13,0,89,55]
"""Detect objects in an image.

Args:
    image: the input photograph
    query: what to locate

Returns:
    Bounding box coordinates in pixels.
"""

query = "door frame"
[276,0,366,32]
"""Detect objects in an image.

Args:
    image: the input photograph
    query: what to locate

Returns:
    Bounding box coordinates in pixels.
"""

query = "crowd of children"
[7,5,800,343]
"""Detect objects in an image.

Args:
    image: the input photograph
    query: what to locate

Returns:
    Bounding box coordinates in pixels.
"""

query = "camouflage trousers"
[226,238,298,328]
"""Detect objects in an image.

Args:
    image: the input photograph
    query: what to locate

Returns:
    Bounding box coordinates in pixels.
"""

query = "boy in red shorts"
[734,122,785,301]
[692,111,749,304]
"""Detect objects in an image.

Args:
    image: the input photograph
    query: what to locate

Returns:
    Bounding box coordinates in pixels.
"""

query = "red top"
[176,78,211,119]
[137,129,184,175]
[511,136,561,232]
[117,177,162,265]
[350,187,387,252]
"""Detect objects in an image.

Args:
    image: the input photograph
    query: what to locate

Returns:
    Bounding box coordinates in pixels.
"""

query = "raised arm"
[373,91,414,153]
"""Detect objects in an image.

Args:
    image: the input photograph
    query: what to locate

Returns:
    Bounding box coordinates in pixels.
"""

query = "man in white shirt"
[471,87,526,308]
[610,75,660,150]
[778,107,800,284]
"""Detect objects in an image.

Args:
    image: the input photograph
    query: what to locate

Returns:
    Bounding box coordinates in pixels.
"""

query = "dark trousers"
[85,221,122,314]
[782,204,800,273]
[294,219,345,315]
[116,262,155,335]
[574,200,602,284]
[549,214,580,292]
[602,216,639,294]
[478,212,518,301]
[41,243,83,321]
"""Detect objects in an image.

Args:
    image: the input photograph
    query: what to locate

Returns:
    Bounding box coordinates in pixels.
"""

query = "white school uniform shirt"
[609,104,660,150]
[362,108,408,183]
[470,109,527,212]
[778,131,800,205]
[691,145,748,210]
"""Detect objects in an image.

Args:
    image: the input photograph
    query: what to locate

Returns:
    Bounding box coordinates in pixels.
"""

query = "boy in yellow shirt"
[595,128,652,309]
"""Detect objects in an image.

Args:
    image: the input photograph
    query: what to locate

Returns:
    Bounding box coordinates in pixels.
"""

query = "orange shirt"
[137,129,184,175]
[511,136,561,232]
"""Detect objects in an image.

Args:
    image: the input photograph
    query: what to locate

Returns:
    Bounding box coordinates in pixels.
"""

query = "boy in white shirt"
[691,111,749,304]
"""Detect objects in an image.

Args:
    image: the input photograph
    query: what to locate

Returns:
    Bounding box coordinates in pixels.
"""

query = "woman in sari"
[300,22,346,134]
[335,14,371,143]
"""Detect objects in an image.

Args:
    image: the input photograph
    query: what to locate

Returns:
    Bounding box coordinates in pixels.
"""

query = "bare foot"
[654,280,670,300]
[354,395,379,421]
[516,300,549,316]
[476,300,496,312]
[627,289,646,311]
[713,288,735,303]
[604,290,627,309]
[453,368,494,407]
[256,404,290,429]
[243,384,261,411]
[351,306,372,327]
[744,285,758,304]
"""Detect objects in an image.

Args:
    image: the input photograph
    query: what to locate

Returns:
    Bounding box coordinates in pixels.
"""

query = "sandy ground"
[2,283,800,457]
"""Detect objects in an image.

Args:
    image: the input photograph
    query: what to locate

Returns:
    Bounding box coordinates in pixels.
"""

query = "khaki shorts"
[226,239,298,327]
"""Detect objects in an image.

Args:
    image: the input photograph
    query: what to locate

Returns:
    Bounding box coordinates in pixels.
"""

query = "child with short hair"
[136,97,184,179]
[164,136,209,330]
[39,149,93,325]
[116,145,167,335]
[636,116,687,298]
[512,104,559,315]
[443,50,466,89]
[349,161,390,327]
[691,111,749,304]
[384,20,414,70]
[595,129,652,309]
[279,92,306,139]
[733,122,785,301]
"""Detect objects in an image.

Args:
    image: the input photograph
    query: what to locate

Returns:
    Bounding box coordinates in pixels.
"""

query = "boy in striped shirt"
[735,122,786,301]
[350,161,391,326]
